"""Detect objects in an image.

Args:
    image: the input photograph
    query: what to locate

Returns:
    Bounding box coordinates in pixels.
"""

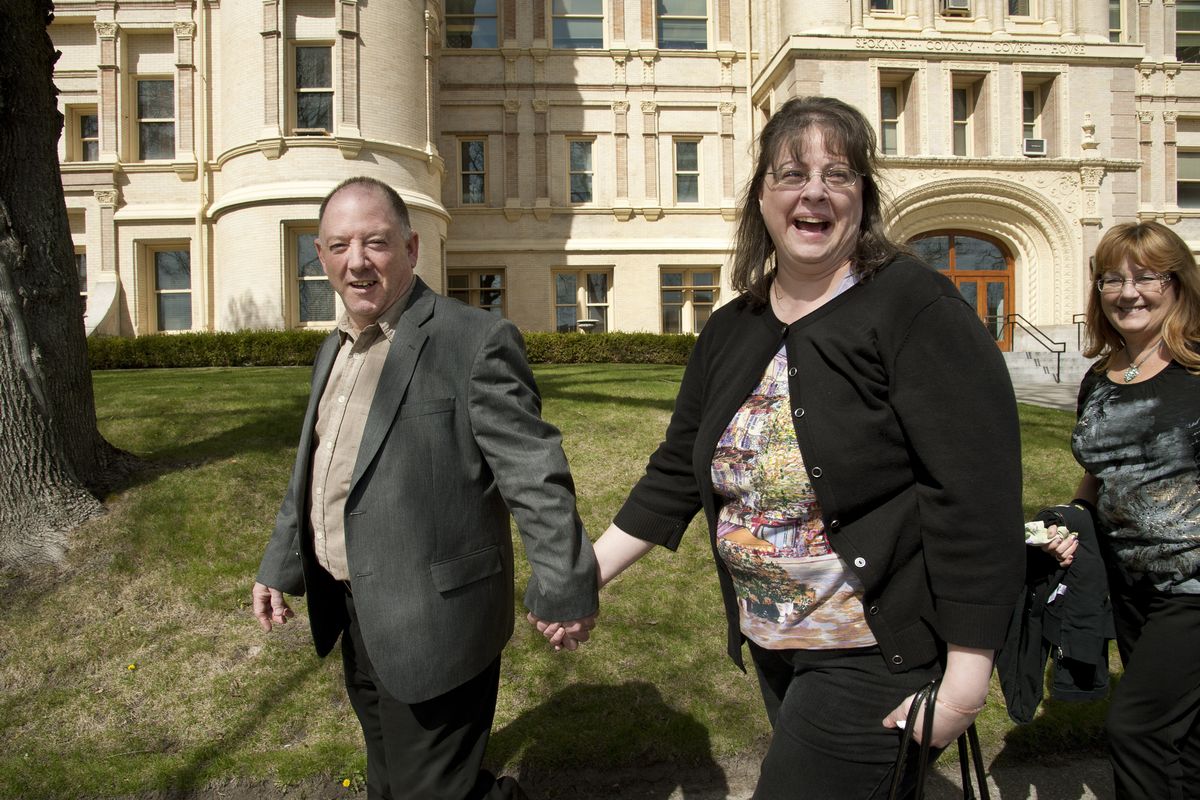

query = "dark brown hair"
[730,96,901,304]
[1086,220,1200,374]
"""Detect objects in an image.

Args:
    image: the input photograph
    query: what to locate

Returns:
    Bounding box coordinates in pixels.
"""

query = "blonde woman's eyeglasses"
[764,167,860,191]
[1095,273,1173,295]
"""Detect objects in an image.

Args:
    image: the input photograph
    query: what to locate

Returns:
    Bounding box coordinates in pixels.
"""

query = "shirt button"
[315,487,323,496]
[810,466,822,477]
[338,395,346,404]
[854,557,866,568]
[793,408,805,418]
[326,442,334,451]
[788,367,797,377]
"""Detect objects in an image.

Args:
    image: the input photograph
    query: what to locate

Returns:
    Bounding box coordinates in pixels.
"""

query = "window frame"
[952,84,973,157]
[659,267,718,334]
[880,84,901,156]
[447,268,507,316]
[445,1,500,49]
[144,243,193,332]
[567,137,595,205]
[1109,0,1123,43]
[67,105,100,162]
[1179,0,1200,62]
[1007,0,1032,18]
[291,42,334,136]
[1178,150,1200,209]
[869,0,897,12]
[673,137,701,204]
[551,0,605,49]
[133,76,176,162]
[552,269,612,333]
[657,0,708,51]
[1021,87,1041,141]
[75,247,88,302]
[289,226,338,328]
[459,138,487,206]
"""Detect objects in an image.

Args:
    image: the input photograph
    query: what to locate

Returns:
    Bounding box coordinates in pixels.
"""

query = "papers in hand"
[1024,520,1076,546]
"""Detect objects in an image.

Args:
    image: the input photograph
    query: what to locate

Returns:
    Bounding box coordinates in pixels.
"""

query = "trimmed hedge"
[88,330,696,369]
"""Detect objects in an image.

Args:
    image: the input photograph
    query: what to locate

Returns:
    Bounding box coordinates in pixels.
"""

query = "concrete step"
[1002,351,1094,386]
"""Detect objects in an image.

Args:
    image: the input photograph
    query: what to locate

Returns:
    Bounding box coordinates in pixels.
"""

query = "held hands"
[526,611,597,652]
[252,581,295,632]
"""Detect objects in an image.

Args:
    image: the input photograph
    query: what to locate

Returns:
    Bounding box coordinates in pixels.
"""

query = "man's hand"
[526,612,597,652]
[252,581,295,632]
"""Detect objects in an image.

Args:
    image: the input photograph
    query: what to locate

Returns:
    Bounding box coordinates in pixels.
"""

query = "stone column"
[173,21,197,179]
[503,98,522,219]
[1138,110,1155,211]
[613,101,631,219]
[720,101,736,220]
[642,101,660,219]
[258,0,283,157]
[338,0,362,150]
[94,21,119,160]
[533,98,550,219]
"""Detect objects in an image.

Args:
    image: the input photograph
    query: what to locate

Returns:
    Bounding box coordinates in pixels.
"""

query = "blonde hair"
[1086,221,1200,374]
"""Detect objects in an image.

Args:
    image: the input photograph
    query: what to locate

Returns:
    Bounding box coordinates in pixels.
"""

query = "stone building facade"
[50,1,1183,351]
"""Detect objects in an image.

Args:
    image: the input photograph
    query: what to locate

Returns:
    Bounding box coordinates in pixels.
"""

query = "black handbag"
[887,680,991,800]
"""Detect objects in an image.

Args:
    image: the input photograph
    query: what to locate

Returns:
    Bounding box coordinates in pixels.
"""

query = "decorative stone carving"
[504,99,521,115]
[1081,113,1100,159]
[174,22,196,39]
[641,101,657,114]
[1163,109,1178,125]
[1137,110,1154,126]
[533,99,549,114]
[719,102,736,116]
[612,100,629,115]
[93,189,119,206]
[94,21,117,38]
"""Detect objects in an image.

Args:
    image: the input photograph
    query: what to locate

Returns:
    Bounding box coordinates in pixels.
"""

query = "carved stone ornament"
[1137,110,1154,126]
[425,10,441,39]
[1164,110,1178,125]
[612,100,629,115]
[533,99,550,114]
[174,22,196,39]
[504,99,521,115]
[719,101,736,116]
[93,189,119,206]
[94,21,117,38]
[1080,167,1105,188]
[641,101,657,114]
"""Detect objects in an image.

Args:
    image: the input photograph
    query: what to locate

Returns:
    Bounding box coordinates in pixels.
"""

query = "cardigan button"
[829,518,839,529]
[793,407,805,418]
[853,557,867,568]
[810,466,822,477]
[892,655,904,665]
[788,367,797,377]
[869,604,879,615]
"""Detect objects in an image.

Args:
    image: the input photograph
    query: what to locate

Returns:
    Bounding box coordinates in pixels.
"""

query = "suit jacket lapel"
[350,278,434,493]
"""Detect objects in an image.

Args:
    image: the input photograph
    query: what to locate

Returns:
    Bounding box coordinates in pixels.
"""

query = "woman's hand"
[1037,524,1079,567]
[882,645,992,748]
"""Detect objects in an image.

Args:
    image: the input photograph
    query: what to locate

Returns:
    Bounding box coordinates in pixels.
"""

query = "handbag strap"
[887,680,991,800]
[887,680,936,800]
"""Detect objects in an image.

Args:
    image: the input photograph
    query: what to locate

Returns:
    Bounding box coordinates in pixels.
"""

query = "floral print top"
[711,344,876,650]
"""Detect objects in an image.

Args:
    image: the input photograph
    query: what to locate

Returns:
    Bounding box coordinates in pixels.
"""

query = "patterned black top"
[1073,361,1200,594]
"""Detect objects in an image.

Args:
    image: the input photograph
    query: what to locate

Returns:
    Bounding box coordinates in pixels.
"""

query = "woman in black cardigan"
[535,96,1025,798]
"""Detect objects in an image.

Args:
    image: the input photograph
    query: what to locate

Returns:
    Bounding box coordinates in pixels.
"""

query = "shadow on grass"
[489,681,729,799]
[534,366,681,414]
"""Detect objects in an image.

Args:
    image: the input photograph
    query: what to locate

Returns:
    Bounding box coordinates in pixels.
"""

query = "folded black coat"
[996,501,1116,725]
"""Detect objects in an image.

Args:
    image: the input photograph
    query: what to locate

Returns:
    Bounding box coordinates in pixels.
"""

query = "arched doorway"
[908,232,1014,351]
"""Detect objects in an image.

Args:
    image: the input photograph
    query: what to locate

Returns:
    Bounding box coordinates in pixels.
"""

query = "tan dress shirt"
[309,283,415,580]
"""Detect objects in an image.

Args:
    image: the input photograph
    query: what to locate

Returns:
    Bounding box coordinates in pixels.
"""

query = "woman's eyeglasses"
[764,167,860,191]
[1095,273,1173,295]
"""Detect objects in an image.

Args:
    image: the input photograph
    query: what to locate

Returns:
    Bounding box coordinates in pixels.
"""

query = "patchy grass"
[0,365,1102,797]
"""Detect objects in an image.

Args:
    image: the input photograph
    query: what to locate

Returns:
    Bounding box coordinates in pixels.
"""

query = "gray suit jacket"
[257,278,598,703]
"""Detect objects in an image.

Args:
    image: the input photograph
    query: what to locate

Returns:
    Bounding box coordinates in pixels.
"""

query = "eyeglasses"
[764,167,860,191]
[1095,273,1173,295]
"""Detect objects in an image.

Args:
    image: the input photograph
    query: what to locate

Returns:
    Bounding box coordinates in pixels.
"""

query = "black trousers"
[1106,582,1200,800]
[748,642,941,800]
[341,590,526,800]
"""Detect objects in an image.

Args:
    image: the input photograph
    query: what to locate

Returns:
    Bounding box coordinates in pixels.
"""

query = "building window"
[554,270,610,332]
[553,0,604,48]
[1179,1,1200,62]
[76,249,88,300]
[660,269,716,334]
[446,0,498,49]
[657,0,707,51]
[136,78,175,161]
[870,0,896,10]
[674,139,700,203]
[1179,152,1200,208]
[1008,0,1030,16]
[880,86,900,155]
[68,107,99,162]
[294,45,333,134]
[952,85,972,156]
[1110,0,1122,42]
[295,230,335,324]
[460,139,486,205]
[448,270,505,315]
[152,248,191,331]
[1022,88,1040,140]
[569,139,594,203]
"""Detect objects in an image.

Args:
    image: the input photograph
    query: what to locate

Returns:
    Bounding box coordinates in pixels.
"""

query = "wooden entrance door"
[908,232,1014,351]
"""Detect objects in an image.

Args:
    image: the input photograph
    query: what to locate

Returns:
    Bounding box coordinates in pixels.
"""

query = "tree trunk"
[0,1,138,567]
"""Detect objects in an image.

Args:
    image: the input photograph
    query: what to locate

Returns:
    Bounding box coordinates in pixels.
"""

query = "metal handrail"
[1072,313,1087,351]
[1004,313,1066,383]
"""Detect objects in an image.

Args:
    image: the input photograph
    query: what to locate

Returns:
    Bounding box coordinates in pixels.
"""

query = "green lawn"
[0,365,1097,797]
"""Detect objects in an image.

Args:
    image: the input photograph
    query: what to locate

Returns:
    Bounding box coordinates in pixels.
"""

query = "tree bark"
[0,1,138,567]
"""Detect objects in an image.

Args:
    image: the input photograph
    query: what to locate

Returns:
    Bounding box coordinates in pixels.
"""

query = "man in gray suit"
[252,176,598,800]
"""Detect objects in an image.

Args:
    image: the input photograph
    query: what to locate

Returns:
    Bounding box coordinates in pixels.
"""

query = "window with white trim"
[68,106,99,162]
[460,139,486,205]
[293,44,333,134]
[568,139,594,203]
[151,247,192,331]
[1109,0,1123,42]
[657,0,707,51]
[1179,0,1200,62]
[552,0,603,48]
[294,229,336,325]
[674,139,700,204]
[135,78,175,160]
[1178,151,1200,208]
[660,268,716,334]
[76,248,88,301]
[1008,0,1031,16]
[448,270,505,315]
[446,0,499,49]
[554,270,610,332]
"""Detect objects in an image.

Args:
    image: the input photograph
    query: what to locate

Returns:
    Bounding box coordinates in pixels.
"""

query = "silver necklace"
[1123,338,1163,383]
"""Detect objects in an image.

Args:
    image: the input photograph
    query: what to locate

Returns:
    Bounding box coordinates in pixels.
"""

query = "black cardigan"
[615,256,1025,673]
